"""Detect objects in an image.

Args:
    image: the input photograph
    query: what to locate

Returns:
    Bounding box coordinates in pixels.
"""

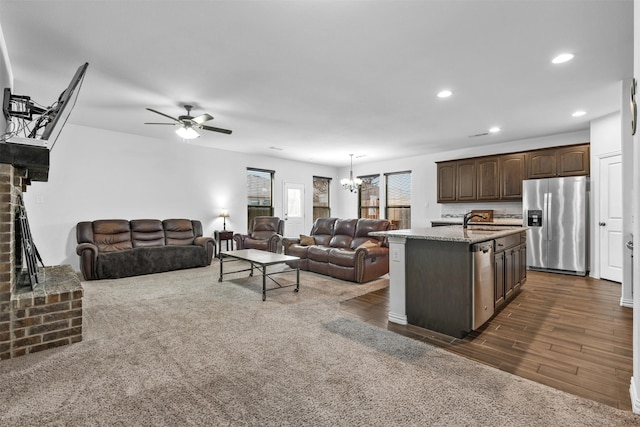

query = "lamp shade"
[219,209,230,230]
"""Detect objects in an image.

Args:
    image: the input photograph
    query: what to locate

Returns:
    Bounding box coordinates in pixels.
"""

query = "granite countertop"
[370,225,526,244]
[430,218,524,226]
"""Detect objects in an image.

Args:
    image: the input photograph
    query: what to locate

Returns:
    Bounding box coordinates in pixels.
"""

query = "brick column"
[0,164,16,359]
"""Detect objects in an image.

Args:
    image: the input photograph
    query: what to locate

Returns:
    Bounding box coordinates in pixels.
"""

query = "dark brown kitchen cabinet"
[494,250,505,307]
[525,148,557,179]
[477,157,500,200]
[437,161,457,202]
[456,159,476,201]
[500,153,525,199]
[525,143,590,179]
[557,145,590,176]
[494,232,526,311]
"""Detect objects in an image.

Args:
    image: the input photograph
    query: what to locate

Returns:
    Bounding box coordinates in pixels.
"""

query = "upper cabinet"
[477,157,500,200]
[456,159,477,201]
[436,143,589,203]
[556,145,590,176]
[437,161,457,202]
[525,144,589,179]
[500,153,525,200]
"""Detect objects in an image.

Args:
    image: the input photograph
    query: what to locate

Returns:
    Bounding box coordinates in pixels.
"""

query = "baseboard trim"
[630,377,640,414]
[388,312,407,325]
[621,296,634,308]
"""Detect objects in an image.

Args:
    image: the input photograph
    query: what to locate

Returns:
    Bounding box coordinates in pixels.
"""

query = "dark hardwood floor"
[340,270,633,411]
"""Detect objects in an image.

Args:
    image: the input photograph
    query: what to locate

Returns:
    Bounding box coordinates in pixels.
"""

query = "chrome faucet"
[463,212,487,228]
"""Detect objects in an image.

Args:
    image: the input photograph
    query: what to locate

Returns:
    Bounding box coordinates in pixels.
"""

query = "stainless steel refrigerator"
[522,176,589,276]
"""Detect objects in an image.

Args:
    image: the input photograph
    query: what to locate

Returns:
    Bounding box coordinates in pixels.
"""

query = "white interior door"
[600,154,623,282]
[283,182,305,238]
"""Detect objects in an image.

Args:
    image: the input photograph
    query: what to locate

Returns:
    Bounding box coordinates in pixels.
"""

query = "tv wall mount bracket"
[2,88,47,121]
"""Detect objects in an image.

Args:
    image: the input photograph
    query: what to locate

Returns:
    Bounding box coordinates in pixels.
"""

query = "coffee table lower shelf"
[218,249,300,301]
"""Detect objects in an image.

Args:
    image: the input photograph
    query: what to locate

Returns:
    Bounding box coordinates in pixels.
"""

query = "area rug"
[1,262,638,426]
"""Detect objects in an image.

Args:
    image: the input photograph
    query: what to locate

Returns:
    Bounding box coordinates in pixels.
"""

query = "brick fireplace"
[0,146,83,360]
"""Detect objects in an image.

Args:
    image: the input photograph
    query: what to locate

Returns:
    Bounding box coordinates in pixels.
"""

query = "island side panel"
[405,239,473,338]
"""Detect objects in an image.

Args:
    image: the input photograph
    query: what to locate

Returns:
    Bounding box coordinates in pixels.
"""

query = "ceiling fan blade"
[201,124,233,134]
[191,113,214,124]
[146,108,180,123]
[144,122,177,125]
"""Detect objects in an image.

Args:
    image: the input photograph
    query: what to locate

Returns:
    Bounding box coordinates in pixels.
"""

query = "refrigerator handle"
[546,192,552,241]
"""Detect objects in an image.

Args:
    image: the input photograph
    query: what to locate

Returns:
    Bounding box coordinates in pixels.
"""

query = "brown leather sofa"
[282,218,391,283]
[233,216,284,253]
[76,219,215,280]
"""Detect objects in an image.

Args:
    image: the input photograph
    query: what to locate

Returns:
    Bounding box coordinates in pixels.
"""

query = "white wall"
[23,124,338,270]
[0,20,12,133]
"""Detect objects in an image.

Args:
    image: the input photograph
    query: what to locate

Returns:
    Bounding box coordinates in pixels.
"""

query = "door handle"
[627,240,634,250]
[599,222,606,226]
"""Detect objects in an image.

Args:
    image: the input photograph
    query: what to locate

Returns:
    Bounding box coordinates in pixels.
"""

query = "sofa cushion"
[243,237,269,251]
[328,248,357,267]
[250,217,282,240]
[287,244,310,260]
[92,220,133,253]
[96,245,207,279]
[329,219,358,248]
[131,219,165,248]
[351,218,390,248]
[308,245,332,262]
[310,218,337,246]
[163,219,196,245]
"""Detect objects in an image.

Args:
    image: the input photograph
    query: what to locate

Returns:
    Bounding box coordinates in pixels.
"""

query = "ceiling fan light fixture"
[176,124,200,140]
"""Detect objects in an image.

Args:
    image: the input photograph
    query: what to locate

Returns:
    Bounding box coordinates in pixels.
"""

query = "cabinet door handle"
[599,222,606,227]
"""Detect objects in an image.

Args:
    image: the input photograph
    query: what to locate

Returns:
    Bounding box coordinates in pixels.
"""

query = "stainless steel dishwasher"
[471,241,495,329]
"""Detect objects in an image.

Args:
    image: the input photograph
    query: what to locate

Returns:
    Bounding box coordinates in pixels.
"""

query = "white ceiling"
[0,0,633,167]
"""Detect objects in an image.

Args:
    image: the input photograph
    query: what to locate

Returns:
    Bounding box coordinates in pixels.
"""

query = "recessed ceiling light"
[552,53,574,64]
[572,111,586,117]
[437,90,453,98]
[489,126,501,133]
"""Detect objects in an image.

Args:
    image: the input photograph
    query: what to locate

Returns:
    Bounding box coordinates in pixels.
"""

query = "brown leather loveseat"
[76,219,215,280]
[282,218,391,283]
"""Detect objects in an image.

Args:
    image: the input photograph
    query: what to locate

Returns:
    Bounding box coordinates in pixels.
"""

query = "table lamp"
[219,210,230,230]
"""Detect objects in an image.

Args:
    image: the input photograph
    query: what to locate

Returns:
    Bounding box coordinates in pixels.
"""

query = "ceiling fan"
[145,104,232,139]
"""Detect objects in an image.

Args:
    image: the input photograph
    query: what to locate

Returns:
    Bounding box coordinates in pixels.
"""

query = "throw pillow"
[356,240,379,250]
[299,234,316,246]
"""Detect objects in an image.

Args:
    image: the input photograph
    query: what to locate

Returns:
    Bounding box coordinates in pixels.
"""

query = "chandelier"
[341,154,362,193]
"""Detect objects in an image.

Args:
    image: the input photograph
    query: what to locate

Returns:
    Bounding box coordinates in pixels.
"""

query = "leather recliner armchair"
[233,216,284,253]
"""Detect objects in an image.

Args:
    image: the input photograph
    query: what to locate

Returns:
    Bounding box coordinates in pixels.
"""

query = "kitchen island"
[370,226,527,338]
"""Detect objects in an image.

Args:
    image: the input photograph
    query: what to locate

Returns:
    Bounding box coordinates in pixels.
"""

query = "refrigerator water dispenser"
[527,210,542,227]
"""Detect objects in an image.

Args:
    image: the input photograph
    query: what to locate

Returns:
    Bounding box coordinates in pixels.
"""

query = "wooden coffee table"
[218,249,300,300]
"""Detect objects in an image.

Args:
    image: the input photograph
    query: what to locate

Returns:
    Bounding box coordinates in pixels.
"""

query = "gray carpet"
[1,261,639,426]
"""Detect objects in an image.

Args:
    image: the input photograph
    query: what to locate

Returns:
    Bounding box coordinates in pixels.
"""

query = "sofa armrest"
[194,236,215,265]
[281,237,300,252]
[355,246,388,258]
[232,233,247,250]
[354,246,390,283]
[76,242,99,281]
[267,234,283,253]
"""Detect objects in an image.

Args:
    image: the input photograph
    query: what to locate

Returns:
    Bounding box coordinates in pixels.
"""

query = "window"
[385,171,411,229]
[313,176,331,221]
[247,168,274,225]
[358,175,380,219]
